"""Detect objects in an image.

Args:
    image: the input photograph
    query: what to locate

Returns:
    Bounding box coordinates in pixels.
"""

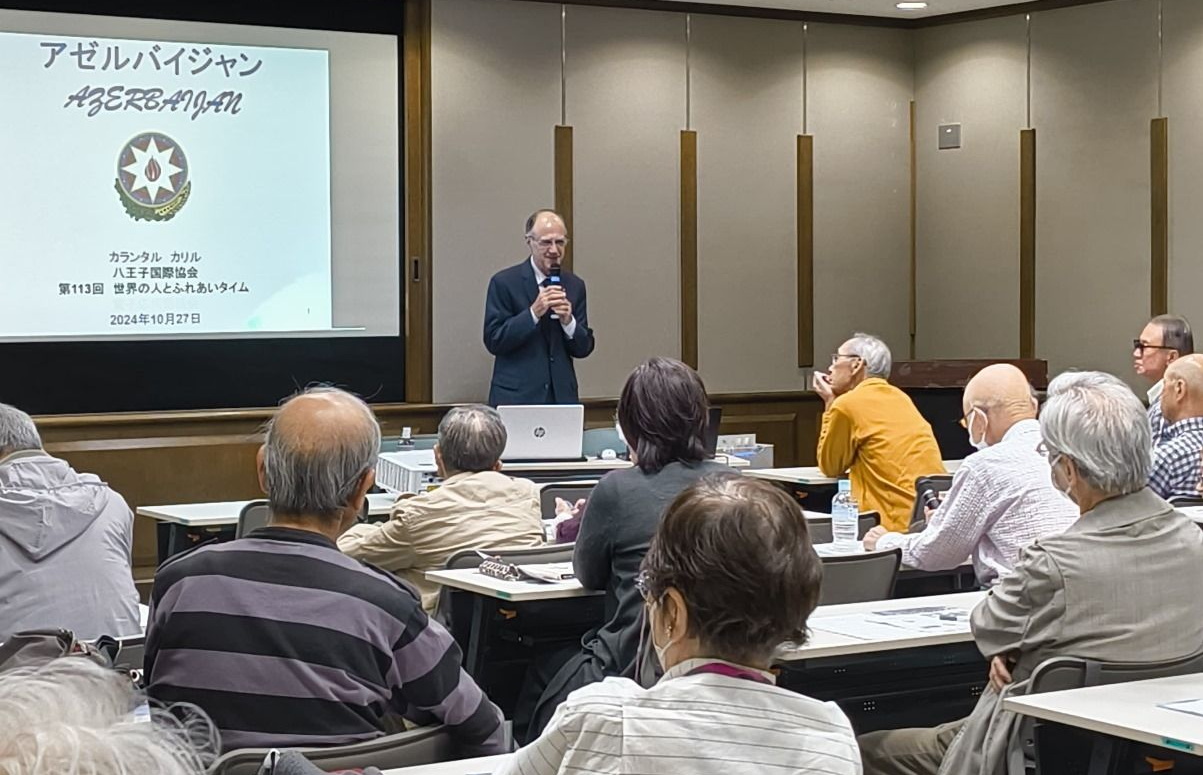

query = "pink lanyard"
[685,662,773,685]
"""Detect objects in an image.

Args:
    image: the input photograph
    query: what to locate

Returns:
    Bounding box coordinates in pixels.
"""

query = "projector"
[376,450,440,495]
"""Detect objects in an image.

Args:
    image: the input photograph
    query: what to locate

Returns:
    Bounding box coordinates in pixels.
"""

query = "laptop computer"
[498,404,586,462]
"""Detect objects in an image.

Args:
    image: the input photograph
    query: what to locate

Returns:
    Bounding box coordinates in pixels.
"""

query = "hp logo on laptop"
[533,426,547,438]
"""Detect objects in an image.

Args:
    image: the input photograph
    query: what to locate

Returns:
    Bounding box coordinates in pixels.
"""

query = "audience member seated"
[520,357,728,741]
[1149,354,1203,501]
[1133,314,1193,446]
[338,404,544,613]
[859,371,1203,775]
[499,473,860,775]
[144,387,506,753]
[863,364,1077,585]
[813,333,945,531]
[0,657,218,775]
[0,403,140,642]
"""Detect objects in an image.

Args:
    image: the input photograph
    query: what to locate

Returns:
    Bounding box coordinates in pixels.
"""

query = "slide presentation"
[0,31,333,338]
[0,9,401,344]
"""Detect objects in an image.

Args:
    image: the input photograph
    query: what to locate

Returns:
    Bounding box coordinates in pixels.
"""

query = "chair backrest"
[209,724,458,775]
[910,475,954,532]
[817,548,901,605]
[1011,650,1203,775]
[539,482,597,520]
[582,426,626,457]
[114,635,145,672]
[806,511,881,545]
[1169,495,1203,507]
[236,500,271,539]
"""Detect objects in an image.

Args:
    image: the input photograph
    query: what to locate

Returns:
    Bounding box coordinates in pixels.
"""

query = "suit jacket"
[938,487,1203,775]
[336,471,545,613]
[483,260,595,406]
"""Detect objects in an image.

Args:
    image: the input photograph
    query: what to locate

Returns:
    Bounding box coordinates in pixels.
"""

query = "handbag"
[0,628,118,672]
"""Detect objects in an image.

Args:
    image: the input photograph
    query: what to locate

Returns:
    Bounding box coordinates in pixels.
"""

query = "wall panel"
[1164,0,1203,329]
[692,15,803,393]
[809,23,915,363]
[914,16,1026,359]
[1031,0,1156,382]
[430,0,559,403]
[566,7,686,398]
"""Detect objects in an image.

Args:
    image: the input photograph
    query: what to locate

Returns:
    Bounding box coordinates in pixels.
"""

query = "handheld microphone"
[548,263,562,320]
[920,487,941,512]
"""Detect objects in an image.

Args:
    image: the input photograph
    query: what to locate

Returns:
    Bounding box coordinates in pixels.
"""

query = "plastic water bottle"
[831,479,860,553]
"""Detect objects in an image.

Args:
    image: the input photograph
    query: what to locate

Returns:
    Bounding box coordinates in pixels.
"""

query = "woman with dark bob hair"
[520,357,728,740]
[501,474,860,774]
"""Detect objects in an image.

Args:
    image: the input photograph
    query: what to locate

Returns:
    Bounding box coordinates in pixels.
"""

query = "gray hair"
[438,405,507,475]
[0,403,42,456]
[263,386,381,518]
[0,658,217,775]
[845,333,893,378]
[1152,314,1194,355]
[1040,371,1151,496]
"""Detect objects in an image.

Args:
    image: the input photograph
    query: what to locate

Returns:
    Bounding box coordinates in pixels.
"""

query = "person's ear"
[662,587,689,640]
[256,445,268,495]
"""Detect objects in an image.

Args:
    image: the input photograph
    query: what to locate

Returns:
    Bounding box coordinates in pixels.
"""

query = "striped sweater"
[144,526,505,753]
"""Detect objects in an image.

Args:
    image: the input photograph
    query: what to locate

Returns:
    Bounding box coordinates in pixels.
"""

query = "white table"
[777,590,985,661]
[425,568,599,603]
[1177,505,1203,525]
[1004,674,1203,758]
[139,493,397,561]
[383,754,510,774]
[745,459,963,487]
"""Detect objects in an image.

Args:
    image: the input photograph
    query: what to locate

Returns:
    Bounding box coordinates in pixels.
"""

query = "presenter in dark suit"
[483,210,595,406]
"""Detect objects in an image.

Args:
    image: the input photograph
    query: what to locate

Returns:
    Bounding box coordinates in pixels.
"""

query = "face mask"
[648,601,678,671]
[966,408,989,451]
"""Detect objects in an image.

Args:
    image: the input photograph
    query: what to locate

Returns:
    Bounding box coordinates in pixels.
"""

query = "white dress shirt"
[876,419,1078,586]
[496,658,860,775]
[529,256,577,337]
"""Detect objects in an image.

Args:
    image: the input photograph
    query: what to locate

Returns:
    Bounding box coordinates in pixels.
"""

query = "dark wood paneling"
[1020,128,1036,359]
[892,359,1049,390]
[404,0,433,402]
[681,130,699,369]
[555,125,575,273]
[797,134,814,368]
[1152,117,1169,317]
[37,392,822,575]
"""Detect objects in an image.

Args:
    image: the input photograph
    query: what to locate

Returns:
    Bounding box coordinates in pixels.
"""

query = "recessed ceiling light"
[896,1,929,8]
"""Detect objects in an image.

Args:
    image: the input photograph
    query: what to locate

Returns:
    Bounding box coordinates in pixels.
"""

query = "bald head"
[525,209,568,275]
[963,364,1038,447]
[1161,354,1203,425]
[259,387,380,526]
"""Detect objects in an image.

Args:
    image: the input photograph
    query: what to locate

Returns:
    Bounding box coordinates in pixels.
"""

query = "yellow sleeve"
[817,402,856,478]
[336,502,420,571]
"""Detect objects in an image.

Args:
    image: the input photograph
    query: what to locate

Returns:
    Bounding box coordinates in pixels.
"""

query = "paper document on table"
[810,607,971,641]
[1159,698,1203,718]
[517,562,576,583]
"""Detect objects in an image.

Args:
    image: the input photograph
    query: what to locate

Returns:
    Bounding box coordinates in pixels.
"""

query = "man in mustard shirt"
[812,333,944,532]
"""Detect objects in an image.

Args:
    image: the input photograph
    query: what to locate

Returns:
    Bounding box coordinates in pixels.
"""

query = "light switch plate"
[938,123,962,150]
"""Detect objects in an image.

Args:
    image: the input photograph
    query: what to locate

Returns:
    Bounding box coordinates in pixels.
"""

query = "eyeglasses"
[635,570,655,603]
[1133,339,1177,355]
[1034,441,1061,465]
[528,236,569,250]
[958,406,983,429]
[830,352,860,366]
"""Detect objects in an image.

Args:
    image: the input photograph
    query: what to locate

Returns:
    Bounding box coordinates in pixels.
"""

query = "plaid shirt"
[1148,416,1203,501]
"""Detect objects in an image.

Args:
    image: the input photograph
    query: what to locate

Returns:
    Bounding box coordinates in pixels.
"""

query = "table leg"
[466,595,490,680]
[156,521,171,566]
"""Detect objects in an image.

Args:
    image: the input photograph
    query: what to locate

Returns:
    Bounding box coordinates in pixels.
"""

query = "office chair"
[539,482,597,520]
[235,500,270,539]
[209,724,461,775]
[817,547,901,605]
[806,511,881,546]
[1011,649,1203,775]
[910,474,954,532]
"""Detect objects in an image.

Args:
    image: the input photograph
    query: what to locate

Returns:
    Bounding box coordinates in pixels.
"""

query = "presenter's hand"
[531,286,562,319]
[551,295,573,323]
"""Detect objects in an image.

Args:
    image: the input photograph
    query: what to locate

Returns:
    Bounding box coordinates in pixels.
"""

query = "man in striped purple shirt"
[144,387,506,754]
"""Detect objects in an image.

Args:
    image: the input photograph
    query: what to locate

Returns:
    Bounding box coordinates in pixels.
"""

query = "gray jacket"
[0,450,140,641]
[939,487,1203,775]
